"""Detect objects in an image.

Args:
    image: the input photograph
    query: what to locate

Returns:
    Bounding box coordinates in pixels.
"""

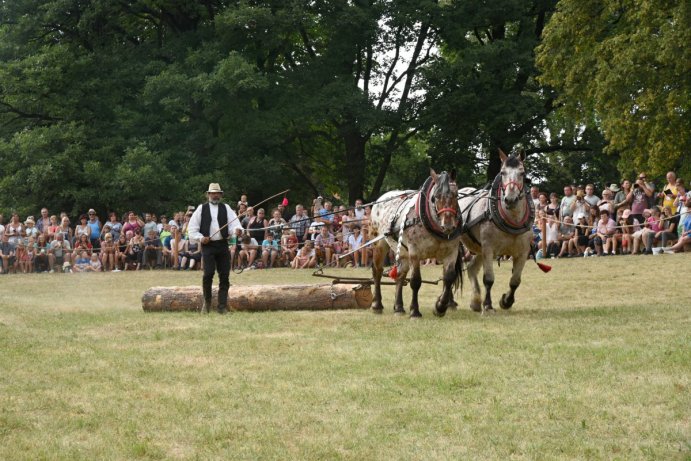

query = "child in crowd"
[347,225,363,267]
[72,251,91,272]
[281,229,298,267]
[88,253,102,272]
[261,233,280,269]
[291,240,316,269]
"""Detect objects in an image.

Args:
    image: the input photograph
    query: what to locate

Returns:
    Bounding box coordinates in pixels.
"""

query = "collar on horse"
[488,173,534,234]
[415,174,464,240]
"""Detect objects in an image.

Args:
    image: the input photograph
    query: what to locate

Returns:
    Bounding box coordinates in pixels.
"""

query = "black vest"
[200,203,229,239]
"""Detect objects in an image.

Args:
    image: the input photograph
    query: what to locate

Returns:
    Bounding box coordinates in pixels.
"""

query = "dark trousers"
[202,240,230,308]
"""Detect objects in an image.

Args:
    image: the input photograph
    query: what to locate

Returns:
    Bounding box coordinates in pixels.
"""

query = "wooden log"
[141,283,372,312]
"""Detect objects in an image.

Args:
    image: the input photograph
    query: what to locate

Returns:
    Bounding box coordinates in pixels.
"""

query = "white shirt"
[187,202,243,242]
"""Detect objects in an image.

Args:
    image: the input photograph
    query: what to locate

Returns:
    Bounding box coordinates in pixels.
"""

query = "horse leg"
[434,251,457,317]
[466,254,483,312]
[408,259,422,318]
[393,260,409,315]
[481,247,496,314]
[370,241,387,313]
[500,253,527,309]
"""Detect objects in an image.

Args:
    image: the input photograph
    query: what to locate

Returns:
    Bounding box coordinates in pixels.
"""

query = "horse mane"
[435,171,454,196]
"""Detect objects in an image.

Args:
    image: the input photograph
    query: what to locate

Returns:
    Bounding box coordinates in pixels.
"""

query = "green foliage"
[537,0,690,178]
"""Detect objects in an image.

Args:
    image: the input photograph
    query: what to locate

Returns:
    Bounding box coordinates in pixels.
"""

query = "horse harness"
[460,173,535,245]
[388,174,464,241]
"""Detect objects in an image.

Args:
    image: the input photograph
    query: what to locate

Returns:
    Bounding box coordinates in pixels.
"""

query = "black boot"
[217,305,228,315]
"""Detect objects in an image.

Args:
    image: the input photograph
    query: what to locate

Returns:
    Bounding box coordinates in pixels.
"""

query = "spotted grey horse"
[456,150,534,313]
[369,169,463,318]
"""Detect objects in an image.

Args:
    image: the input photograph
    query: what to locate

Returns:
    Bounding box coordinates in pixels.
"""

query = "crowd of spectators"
[531,171,691,258]
[1,170,689,275]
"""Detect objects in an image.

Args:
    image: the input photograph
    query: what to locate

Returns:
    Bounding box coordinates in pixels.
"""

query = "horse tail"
[453,243,464,293]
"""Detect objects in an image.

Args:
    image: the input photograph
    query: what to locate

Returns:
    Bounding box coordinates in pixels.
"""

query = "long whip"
[209,189,290,239]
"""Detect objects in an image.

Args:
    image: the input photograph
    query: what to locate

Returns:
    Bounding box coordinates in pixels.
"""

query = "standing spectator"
[237,193,248,209]
[583,184,600,207]
[277,202,291,222]
[45,215,60,241]
[542,214,560,257]
[87,209,102,249]
[57,216,73,243]
[612,181,631,217]
[289,204,310,242]
[530,186,540,209]
[36,208,51,234]
[268,209,286,241]
[24,217,40,241]
[75,215,90,244]
[142,213,158,238]
[353,199,366,220]
[108,212,123,242]
[0,232,16,274]
[628,173,655,223]
[559,186,576,220]
[122,211,143,237]
[569,213,591,256]
[597,188,615,215]
[5,213,23,245]
[658,171,678,213]
[570,189,589,219]
[247,208,268,244]
[544,193,559,217]
[241,206,254,229]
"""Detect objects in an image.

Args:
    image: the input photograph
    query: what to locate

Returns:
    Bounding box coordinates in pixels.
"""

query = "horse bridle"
[501,179,525,200]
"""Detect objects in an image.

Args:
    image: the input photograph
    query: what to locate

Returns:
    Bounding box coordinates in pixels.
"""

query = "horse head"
[430,168,460,235]
[498,149,526,209]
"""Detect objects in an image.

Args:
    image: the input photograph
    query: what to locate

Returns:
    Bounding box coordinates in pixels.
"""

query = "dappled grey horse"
[457,150,534,313]
[369,169,463,318]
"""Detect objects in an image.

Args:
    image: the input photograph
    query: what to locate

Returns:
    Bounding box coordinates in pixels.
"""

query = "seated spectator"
[108,212,123,242]
[347,225,364,267]
[87,253,102,272]
[594,209,616,256]
[545,193,559,217]
[291,240,317,269]
[640,208,662,254]
[238,234,259,269]
[556,216,575,257]
[49,233,71,272]
[34,234,50,272]
[268,209,286,241]
[571,190,589,219]
[664,198,691,252]
[646,206,678,253]
[57,216,73,243]
[114,234,128,271]
[101,233,117,271]
[314,224,335,265]
[247,208,268,243]
[612,181,631,217]
[583,184,600,207]
[241,206,255,229]
[332,232,346,267]
[542,214,560,257]
[0,232,16,274]
[597,189,615,215]
[281,229,299,267]
[124,230,143,270]
[261,232,281,268]
[631,208,651,255]
[45,215,60,241]
[159,224,173,267]
[143,229,162,269]
[536,192,548,214]
[237,193,248,209]
[228,227,242,270]
[185,237,201,270]
[569,213,591,256]
[72,250,91,273]
[360,226,373,266]
[316,200,335,225]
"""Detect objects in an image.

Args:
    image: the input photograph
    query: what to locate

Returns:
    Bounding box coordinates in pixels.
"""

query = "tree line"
[0,0,687,217]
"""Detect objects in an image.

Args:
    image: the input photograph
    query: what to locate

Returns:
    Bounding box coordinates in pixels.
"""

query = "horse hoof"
[371,307,383,315]
[393,307,406,316]
[499,295,513,310]
[470,302,482,312]
[409,311,422,319]
[447,300,458,310]
[481,306,496,315]
[433,308,446,318]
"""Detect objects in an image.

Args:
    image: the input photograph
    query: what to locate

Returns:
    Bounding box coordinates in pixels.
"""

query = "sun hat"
[25,218,35,225]
[207,183,223,193]
[608,183,620,192]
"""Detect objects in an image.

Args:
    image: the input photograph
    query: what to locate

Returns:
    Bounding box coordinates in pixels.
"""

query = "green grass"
[1,255,690,460]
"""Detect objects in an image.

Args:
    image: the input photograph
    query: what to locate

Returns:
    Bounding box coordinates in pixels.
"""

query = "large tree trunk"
[142,283,372,312]
[341,121,368,204]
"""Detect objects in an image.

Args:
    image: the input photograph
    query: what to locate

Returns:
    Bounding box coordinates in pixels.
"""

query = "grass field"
[1,255,689,460]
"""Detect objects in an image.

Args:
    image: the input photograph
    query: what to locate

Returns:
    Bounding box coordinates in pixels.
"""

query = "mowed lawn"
[0,255,689,460]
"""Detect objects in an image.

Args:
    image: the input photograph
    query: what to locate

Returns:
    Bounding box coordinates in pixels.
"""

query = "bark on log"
[142,283,372,312]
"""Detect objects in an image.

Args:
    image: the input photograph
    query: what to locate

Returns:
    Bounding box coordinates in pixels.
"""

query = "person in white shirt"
[187,183,243,314]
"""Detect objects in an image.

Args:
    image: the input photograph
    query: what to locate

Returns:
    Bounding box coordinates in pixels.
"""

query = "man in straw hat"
[188,183,243,314]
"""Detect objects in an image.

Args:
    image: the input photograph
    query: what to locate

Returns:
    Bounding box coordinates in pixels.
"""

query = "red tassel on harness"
[281,196,289,206]
[536,262,552,273]
[388,265,399,280]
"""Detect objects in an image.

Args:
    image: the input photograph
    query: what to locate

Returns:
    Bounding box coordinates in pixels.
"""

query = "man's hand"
[201,237,210,245]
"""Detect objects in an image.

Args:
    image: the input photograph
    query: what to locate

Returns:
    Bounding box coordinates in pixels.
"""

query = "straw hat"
[207,183,223,194]
[608,183,620,192]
